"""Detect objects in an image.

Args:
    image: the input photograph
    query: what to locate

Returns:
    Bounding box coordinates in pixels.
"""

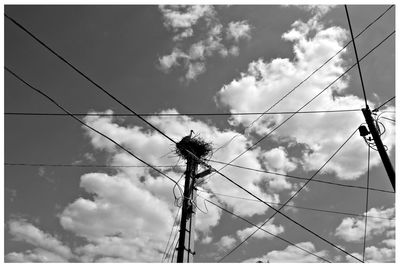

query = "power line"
[380,117,395,123]
[5,161,393,194]
[217,128,363,263]
[5,13,177,146]
[162,208,181,262]
[5,162,185,168]
[197,195,331,263]
[4,109,361,117]
[372,96,395,112]
[345,5,368,108]
[209,29,395,183]
[211,5,394,155]
[5,66,184,197]
[196,188,394,221]
[207,159,394,194]
[362,147,371,262]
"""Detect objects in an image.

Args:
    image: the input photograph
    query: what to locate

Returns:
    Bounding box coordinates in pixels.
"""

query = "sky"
[3,4,396,263]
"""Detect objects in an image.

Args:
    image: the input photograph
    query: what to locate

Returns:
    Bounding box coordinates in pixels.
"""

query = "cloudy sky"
[4,4,395,263]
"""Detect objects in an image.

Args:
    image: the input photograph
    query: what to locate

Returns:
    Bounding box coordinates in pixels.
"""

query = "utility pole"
[362,106,395,191]
[176,153,198,263]
[175,131,212,263]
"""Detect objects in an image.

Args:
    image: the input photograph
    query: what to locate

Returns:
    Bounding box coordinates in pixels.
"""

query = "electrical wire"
[217,128,363,263]
[5,67,184,199]
[4,162,186,168]
[170,237,179,263]
[380,116,395,123]
[161,208,181,262]
[212,5,394,155]
[197,195,331,263]
[5,161,392,193]
[345,5,368,108]
[207,159,393,194]
[196,188,394,221]
[372,96,395,112]
[5,13,177,146]
[362,146,371,262]
[4,109,361,117]
[206,29,395,185]
[166,226,180,263]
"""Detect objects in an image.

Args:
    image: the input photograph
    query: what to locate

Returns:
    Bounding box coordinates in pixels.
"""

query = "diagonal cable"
[207,159,393,194]
[196,188,394,221]
[5,66,183,197]
[217,127,362,262]
[5,13,177,145]
[197,195,331,263]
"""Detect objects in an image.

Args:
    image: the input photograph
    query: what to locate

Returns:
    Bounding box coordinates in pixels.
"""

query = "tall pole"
[177,155,198,263]
[362,107,395,191]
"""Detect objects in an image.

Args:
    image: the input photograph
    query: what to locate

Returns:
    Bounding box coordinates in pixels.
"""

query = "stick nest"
[176,135,212,161]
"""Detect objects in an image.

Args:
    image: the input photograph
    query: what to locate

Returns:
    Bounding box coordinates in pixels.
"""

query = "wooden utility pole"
[362,107,395,191]
[176,155,198,263]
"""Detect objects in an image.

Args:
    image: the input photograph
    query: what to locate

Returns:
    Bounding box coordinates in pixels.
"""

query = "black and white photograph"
[3,3,396,263]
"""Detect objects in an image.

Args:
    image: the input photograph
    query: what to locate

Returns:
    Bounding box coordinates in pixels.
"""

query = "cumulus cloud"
[236,218,284,241]
[158,5,253,81]
[346,245,395,263]
[216,8,395,181]
[243,241,328,263]
[6,249,68,263]
[226,21,252,42]
[334,207,395,243]
[6,219,73,262]
[216,235,237,251]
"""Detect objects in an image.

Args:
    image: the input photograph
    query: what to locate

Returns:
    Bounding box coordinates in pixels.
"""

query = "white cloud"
[216,9,395,181]
[226,21,252,42]
[159,5,215,31]
[158,48,187,72]
[158,5,253,81]
[243,241,328,263]
[334,207,395,242]
[216,235,236,251]
[6,249,68,263]
[6,219,73,262]
[236,218,284,241]
[346,246,395,263]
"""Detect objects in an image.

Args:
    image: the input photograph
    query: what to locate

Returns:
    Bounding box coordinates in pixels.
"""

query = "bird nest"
[175,135,212,161]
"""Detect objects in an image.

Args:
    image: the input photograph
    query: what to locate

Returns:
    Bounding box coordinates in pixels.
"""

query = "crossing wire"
[211,4,394,154]
[196,195,331,263]
[362,146,371,262]
[6,28,394,263]
[196,188,394,221]
[4,109,360,117]
[5,8,394,263]
[7,65,362,263]
[5,161,393,194]
[204,29,395,185]
[5,67,184,198]
[207,159,393,194]
[217,128,363,262]
[5,13,177,146]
